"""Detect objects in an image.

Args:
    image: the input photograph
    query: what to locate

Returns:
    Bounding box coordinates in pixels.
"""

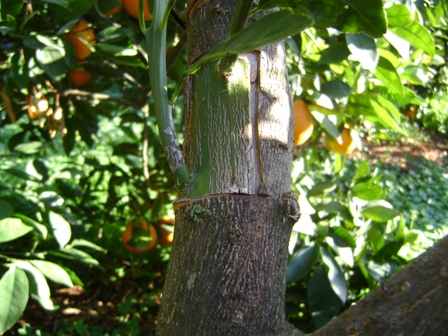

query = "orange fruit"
[122,0,152,21]
[65,21,96,60]
[404,105,415,119]
[293,100,314,146]
[69,68,92,87]
[122,220,157,253]
[325,127,356,155]
[157,216,175,245]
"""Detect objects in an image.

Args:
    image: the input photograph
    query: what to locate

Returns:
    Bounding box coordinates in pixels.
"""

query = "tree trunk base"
[157,194,299,336]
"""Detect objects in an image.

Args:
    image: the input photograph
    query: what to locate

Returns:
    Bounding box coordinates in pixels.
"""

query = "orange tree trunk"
[156,0,299,335]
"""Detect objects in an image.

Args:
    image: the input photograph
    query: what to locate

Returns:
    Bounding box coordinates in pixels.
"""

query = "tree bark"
[314,234,448,336]
[156,1,448,335]
[157,0,298,335]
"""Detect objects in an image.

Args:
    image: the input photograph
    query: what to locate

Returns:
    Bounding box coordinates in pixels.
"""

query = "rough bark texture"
[158,195,299,335]
[156,1,448,335]
[315,234,448,336]
[157,0,298,335]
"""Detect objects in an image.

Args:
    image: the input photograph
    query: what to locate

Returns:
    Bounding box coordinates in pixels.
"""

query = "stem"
[146,0,190,191]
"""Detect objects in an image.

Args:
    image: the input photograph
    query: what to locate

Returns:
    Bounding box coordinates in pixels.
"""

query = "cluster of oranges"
[122,216,174,254]
[65,0,152,87]
[293,99,356,155]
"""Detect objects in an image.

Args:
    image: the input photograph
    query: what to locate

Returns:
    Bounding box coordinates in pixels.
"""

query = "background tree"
[0,0,447,335]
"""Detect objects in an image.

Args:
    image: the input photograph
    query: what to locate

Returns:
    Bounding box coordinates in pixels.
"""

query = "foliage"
[0,0,447,334]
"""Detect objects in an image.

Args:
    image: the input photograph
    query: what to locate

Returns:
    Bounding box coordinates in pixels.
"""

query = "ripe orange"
[122,0,152,21]
[122,220,157,253]
[157,216,175,246]
[404,105,415,119]
[69,68,92,87]
[325,127,356,155]
[293,100,314,146]
[65,21,96,60]
[27,90,49,120]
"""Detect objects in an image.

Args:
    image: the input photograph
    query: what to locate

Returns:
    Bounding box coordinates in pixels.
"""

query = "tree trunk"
[157,0,299,335]
[156,1,448,335]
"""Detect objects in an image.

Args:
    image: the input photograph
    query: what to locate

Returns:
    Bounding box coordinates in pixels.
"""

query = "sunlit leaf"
[329,226,356,248]
[60,247,102,268]
[374,57,403,95]
[49,212,71,248]
[0,218,33,243]
[187,10,314,74]
[346,33,378,72]
[353,180,384,201]
[353,161,370,180]
[13,141,44,154]
[30,260,74,288]
[387,5,435,57]
[362,200,400,222]
[15,261,57,311]
[0,266,29,335]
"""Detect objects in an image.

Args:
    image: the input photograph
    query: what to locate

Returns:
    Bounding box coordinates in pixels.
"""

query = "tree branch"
[312,235,448,335]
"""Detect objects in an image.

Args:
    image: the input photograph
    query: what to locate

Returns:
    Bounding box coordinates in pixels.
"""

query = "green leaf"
[49,212,71,248]
[0,200,14,219]
[329,226,356,248]
[96,43,138,57]
[361,200,400,222]
[385,4,412,27]
[0,218,33,243]
[30,260,73,288]
[320,80,352,99]
[1,0,24,19]
[318,42,351,64]
[287,243,320,283]
[370,98,404,134]
[374,56,403,95]
[54,0,95,21]
[338,0,387,38]
[187,10,314,74]
[321,247,348,303]
[0,266,29,335]
[389,22,435,57]
[308,180,337,197]
[13,214,48,239]
[59,247,101,268]
[353,180,384,201]
[314,201,353,221]
[13,141,44,154]
[307,265,343,328]
[353,160,370,180]
[346,33,378,72]
[70,239,107,253]
[15,261,57,311]
[368,226,384,253]
[311,112,340,138]
[42,0,70,9]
